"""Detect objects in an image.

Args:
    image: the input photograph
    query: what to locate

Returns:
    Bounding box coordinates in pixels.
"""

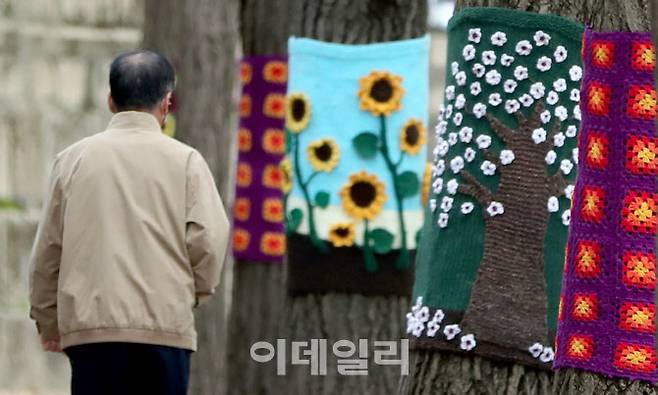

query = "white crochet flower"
[491,31,507,46]
[532,128,547,144]
[481,160,497,176]
[445,104,453,119]
[446,179,459,195]
[441,196,454,212]
[435,120,447,135]
[433,160,445,177]
[565,185,575,200]
[489,93,502,106]
[554,45,568,62]
[562,209,571,226]
[485,69,502,85]
[504,99,520,114]
[500,149,515,165]
[560,159,574,174]
[451,61,459,76]
[554,132,566,147]
[468,28,482,43]
[513,65,528,80]
[539,347,555,363]
[455,71,467,86]
[529,343,543,358]
[429,198,437,212]
[574,104,581,120]
[434,139,449,157]
[519,94,534,107]
[486,201,504,216]
[464,147,476,162]
[450,156,464,173]
[432,177,443,194]
[482,50,497,66]
[533,30,551,46]
[555,105,568,121]
[569,65,582,81]
[545,150,557,165]
[426,320,441,337]
[573,147,579,164]
[565,125,577,137]
[460,334,477,351]
[455,94,466,109]
[448,132,458,146]
[461,202,474,214]
[453,112,463,126]
[503,79,517,93]
[437,212,449,228]
[500,53,514,67]
[459,126,473,143]
[553,78,567,92]
[472,63,486,78]
[443,324,461,340]
[473,103,487,119]
[547,196,559,212]
[463,44,476,61]
[546,90,559,105]
[540,110,551,124]
[470,81,482,96]
[570,88,580,102]
[515,40,532,55]
[537,56,552,72]
[476,134,492,149]
[445,85,456,100]
[530,82,546,99]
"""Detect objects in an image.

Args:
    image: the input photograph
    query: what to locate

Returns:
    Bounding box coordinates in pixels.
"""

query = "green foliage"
[369,228,394,254]
[395,171,419,198]
[286,208,303,233]
[314,191,330,208]
[352,132,379,159]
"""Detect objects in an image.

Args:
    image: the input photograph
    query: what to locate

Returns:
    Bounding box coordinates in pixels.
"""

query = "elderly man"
[28,50,230,395]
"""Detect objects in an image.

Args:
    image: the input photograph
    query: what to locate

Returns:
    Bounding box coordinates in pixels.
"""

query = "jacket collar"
[106,111,162,133]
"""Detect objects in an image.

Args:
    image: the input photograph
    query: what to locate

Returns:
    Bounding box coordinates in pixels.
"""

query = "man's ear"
[108,93,118,113]
[162,91,173,114]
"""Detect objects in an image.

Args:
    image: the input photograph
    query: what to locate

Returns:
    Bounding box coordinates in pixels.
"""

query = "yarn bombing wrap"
[554,29,657,383]
[408,8,584,368]
[285,36,430,295]
[232,56,288,263]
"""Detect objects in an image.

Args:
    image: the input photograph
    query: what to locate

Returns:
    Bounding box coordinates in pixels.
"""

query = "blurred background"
[0,0,450,393]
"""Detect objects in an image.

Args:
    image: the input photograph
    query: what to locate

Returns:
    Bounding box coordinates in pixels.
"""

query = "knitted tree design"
[431,28,582,350]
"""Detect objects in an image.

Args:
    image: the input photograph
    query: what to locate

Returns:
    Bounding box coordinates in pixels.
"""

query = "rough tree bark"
[238,1,427,394]
[142,1,240,394]
[399,1,654,395]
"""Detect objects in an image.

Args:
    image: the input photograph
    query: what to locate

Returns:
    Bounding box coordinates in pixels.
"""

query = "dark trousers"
[65,342,191,395]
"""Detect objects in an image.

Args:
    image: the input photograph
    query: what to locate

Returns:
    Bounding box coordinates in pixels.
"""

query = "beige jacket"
[29,111,230,351]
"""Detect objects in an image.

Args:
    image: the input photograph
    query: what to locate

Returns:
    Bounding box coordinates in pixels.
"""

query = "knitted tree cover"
[407,8,584,368]
[554,29,657,383]
[232,56,288,263]
[285,36,429,295]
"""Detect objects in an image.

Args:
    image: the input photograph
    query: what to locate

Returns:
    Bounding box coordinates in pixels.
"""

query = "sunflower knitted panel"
[284,36,430,295]
[407,8,584,368]
[232,56,288,263]
[554,29,657,384]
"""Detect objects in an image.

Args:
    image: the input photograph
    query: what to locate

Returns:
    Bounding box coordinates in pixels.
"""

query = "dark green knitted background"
[413,8,583,333]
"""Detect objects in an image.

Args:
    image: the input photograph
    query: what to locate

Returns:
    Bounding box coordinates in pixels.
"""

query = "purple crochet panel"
[554,28,657,383]
[232,56,288,263]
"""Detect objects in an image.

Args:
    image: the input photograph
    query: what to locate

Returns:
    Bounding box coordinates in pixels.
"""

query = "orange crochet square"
[580,186,606,223]
[233,228,251,252]
[262,198,284,223]
[571,293,598,321]
[566,334,594,361]
[585,132,609,169]
[233,197,251,222]
[613,343,656,373]
[260,231,286,256]
[236,162,253,187]
[621,191,657,234]
[238,128,252,152]
[627,85,657,120]
[619,302,656,333]
[631,41,656,71]
[262,164,284,189]
[263,61,288,84]
[622,251,656,289]
[262,128,286,154]
[587,83,611,116]
[263,93,286,119]
[575,240,601,278]
[626,135,658,174]
[591,41,615,68]
[240,94,252,117]
[240,62,252,85]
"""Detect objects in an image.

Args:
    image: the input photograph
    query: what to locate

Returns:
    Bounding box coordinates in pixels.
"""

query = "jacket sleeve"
[28,156,64,340]
[185,150,230,307]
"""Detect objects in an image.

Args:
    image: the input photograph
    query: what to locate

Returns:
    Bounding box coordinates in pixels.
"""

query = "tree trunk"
[400,1,653,394]
[142,1,240,394]
[240,1,427,394]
